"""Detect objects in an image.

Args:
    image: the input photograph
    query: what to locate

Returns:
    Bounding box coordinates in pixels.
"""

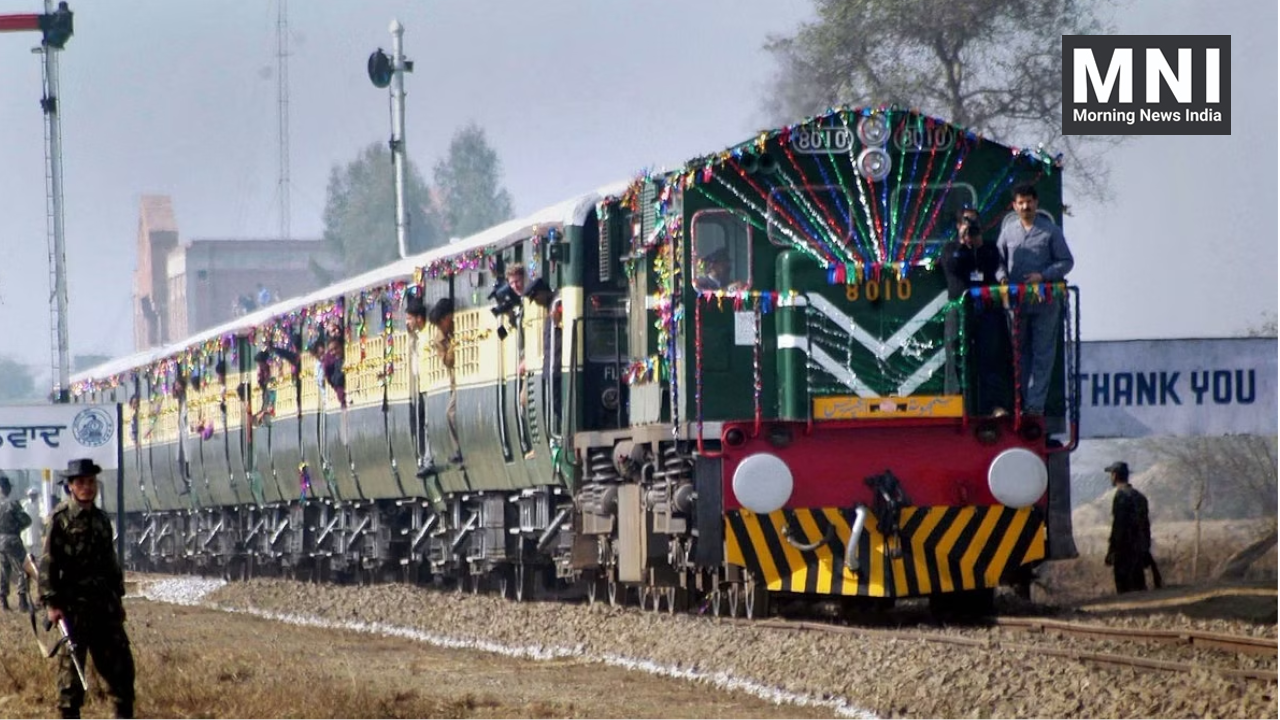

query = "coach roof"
[71,179,630,385]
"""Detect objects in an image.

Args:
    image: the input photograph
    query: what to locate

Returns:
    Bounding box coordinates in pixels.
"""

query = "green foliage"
[433,123,515,238]
[322,142,444,279]
[0,357,37,403]
[764,0,1122,199]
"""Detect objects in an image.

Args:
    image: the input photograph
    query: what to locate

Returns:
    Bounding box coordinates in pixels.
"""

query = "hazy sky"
[0,0,1274,384]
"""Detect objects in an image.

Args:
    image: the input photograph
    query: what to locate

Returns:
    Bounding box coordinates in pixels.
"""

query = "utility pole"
[276,0,290,241]
[1,2,74,402]
[368,20,413,259]
[42,0,70,402]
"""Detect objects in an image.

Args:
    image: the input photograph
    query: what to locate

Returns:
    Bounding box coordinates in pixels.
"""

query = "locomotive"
[71,106,1080,616]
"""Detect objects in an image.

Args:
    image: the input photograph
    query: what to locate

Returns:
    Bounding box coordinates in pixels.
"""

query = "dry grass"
[0,603,581,719]
[1039,518,1278,608]
[0,596,823,719]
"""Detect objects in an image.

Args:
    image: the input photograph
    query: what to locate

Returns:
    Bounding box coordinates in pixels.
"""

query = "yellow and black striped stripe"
[724,506,1045,597]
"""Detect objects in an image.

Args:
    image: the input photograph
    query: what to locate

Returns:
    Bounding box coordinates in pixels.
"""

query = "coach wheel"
[586,571,601,606]
[607,579,620,607]
[497,569,511,600]
[514,564,529,603]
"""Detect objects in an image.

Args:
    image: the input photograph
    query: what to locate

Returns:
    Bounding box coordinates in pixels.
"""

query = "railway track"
[716,615,1278,682]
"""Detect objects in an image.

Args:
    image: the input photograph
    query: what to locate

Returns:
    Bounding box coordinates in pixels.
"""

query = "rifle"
[21,553,89,691]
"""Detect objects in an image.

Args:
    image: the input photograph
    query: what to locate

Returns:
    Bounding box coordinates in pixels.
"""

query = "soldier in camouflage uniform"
[39,459,135,720]
[0,473,33,612]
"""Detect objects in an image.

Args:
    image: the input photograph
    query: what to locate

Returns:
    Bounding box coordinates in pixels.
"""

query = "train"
[71,106,1081,617]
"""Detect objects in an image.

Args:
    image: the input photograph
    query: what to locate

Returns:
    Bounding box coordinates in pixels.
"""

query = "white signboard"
[0,404,120,470]
[1077,339,1277,438]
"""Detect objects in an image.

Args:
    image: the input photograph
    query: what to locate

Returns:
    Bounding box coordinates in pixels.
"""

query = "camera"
[489,280,521,317]
[489,280,522,341]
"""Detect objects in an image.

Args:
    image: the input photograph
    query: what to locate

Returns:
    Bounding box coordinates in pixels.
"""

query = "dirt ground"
[0,598,833,719]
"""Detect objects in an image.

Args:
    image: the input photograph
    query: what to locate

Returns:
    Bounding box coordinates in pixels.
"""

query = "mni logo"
[1062,35,1230,136]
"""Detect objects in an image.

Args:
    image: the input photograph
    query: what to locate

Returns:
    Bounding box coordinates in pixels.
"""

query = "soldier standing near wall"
[0,473,33,612]
[1104,461,1152,594]
[39,459,136,719]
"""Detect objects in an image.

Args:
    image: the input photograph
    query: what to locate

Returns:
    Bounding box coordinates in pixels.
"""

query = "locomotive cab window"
[691,210,751,292]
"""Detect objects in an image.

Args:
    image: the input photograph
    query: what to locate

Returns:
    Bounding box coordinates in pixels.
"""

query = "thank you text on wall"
[1062,35,1231,135]
[1077,338,1275,438]
[0,404,119,470]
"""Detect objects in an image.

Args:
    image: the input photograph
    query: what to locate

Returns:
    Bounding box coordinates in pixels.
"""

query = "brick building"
[133,196,337,351]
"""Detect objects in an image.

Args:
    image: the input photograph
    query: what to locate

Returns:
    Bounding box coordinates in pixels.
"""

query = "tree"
[1144,435,1277,580]
[433,123,515,238]
[0,357,37,403]
[1247,311,1277,337]
[763,0,1123,199]
[322,142,444,279]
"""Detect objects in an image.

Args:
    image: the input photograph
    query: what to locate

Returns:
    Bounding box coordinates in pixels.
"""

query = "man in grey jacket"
[996,184,1074,416]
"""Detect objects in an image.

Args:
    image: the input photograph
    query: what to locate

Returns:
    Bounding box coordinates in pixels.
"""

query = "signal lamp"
[856,113,890,146]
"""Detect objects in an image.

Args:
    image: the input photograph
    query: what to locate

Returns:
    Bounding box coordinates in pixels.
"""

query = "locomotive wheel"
[727,584,742,618]
[585,571,600,606]
[709,589,724,617]
[744,580,769,619]
[665,587,679,615]
[607,579,620,607]
[497,569,510,600]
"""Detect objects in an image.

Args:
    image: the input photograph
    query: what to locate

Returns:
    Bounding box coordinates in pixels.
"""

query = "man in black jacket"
[1105,461,1152,594]
[942,207,1011,416]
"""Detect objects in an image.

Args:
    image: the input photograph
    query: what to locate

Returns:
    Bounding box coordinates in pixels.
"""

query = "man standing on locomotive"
[1104,461,1152,594]
[40,459,136,719]
[942,206,1011,416]
[996,184,1074,416]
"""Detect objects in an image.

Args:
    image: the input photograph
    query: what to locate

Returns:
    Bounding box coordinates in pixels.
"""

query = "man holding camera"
[942,206,1011,416]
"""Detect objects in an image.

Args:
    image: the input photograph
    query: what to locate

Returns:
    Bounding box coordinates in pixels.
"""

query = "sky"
[0,0,1275,387]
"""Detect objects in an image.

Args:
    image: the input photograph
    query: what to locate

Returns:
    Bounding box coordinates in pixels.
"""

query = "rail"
[714,615,1277,682]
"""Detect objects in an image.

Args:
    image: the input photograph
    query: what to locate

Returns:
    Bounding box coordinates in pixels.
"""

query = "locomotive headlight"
[856,113,890,146]
[732,452,793,514]
[857,147,892,182]
[987,448,1048,508]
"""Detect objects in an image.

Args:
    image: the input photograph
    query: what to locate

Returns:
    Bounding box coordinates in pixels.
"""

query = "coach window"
[691,210,751,292]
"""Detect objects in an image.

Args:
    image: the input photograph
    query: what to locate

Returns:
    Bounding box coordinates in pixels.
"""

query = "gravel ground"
[133,577,1279,719]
